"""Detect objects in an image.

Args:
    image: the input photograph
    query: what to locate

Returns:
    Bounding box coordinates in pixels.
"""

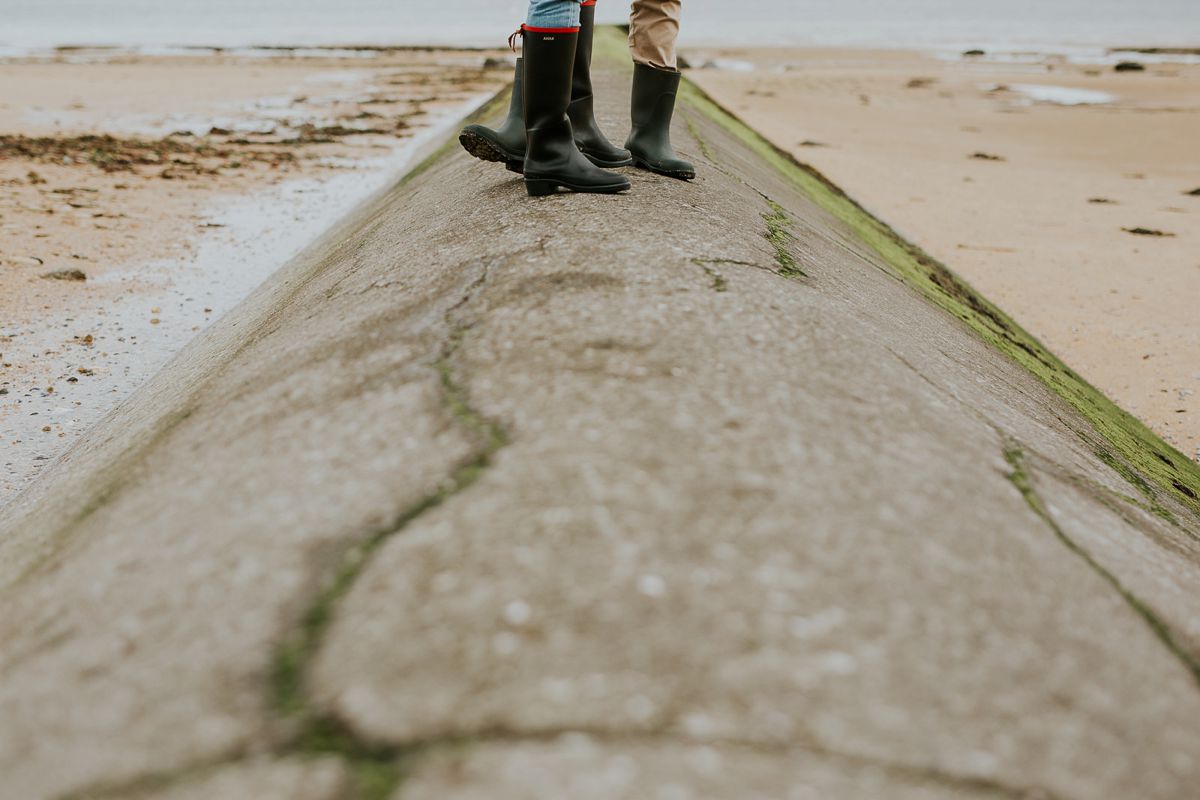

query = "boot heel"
[525,179,558,197]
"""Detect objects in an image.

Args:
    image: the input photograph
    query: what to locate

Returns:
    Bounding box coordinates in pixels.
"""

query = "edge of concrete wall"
[657,35,1200,521]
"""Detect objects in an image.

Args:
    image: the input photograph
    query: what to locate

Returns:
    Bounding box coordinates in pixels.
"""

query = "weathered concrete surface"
[397,737,983,800]
[115,757,349,800]
[3,35,1200,800]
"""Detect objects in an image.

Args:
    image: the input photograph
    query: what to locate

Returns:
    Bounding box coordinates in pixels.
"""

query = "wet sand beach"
[0,47,509,502]
[688,47,1200,461]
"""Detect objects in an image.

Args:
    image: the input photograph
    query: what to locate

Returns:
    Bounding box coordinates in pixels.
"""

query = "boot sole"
[459,130,521,167]
[525,178,631,197]
[633,157,696,181]
[461,131,632,175]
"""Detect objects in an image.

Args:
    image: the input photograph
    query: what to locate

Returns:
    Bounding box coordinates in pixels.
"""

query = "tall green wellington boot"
[567,3,633,168]
[522,28,630,197]
[459,7,630,173]
[625,63,696,180]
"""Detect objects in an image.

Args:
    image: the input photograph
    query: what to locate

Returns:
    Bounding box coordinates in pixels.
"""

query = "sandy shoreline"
[687,47,1200,462]
[0,48,509,502]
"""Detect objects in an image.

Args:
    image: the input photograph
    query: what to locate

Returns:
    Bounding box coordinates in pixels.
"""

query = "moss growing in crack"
[1004,447,1200,688]
[269,448,485,713]
[272,386,506,716]
[684,114,718,163]
[268,482,497,799]
[436,332,509,453]
[288,717,409,800]
[692,260,729,292]
[762,200,805,278]
[677,73,1200,518]
[268,283,508,798]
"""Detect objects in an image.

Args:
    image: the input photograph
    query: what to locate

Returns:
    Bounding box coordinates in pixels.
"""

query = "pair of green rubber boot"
[459,8,694,196]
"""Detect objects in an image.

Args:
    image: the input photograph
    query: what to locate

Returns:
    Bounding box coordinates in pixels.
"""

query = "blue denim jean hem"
[527,0,582,29]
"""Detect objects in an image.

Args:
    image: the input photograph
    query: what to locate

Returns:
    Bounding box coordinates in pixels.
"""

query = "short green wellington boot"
[625,63,696,180]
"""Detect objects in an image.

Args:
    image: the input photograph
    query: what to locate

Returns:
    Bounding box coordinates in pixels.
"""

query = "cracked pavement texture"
[395,737,995,800]
[3,50,1200,800]
[116,757,350,800]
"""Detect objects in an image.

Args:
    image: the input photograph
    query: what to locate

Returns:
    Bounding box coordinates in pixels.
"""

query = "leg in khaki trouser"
[628,0,681,71]
[624,0,694,179]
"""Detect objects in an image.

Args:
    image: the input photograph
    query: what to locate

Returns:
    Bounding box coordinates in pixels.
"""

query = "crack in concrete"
[262,258,510,799]
[885,343,1200,697]
[683,110,810,284]
[683,74,1200,519]
[693,258,730,291]
[45,72,1197,800]
[57,753,260,800]
[340,725,1060,800]
[883,345,1183,545]
[56,724,1057,800]
[1003,447,1200,691]
[762,199,806,278]
[684,113,719,165]
[477,728,1059,799]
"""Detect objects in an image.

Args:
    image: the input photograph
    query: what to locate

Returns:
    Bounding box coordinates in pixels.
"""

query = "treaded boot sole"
[461,131,632,175]
[459,129,521,167]
[633,157,695,181]
[525,177,631,197]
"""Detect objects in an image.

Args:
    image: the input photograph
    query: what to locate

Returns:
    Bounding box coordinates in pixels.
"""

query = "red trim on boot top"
[523,24,581,34]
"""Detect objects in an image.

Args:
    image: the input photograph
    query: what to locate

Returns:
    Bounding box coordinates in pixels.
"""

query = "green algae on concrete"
[762,199,805,278]
[673,71,1200,518]
[1004,447,1200,688]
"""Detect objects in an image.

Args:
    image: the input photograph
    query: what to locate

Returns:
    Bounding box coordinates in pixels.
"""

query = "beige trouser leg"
[628,0,681,71]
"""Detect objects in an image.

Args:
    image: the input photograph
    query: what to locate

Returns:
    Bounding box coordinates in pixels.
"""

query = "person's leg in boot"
[569,1,633,167]
[522,1,631,196]
[461,0,630,174]
[625,0,695,180]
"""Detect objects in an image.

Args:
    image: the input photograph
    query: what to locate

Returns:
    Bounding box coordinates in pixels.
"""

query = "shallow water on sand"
[1,0,1196,51]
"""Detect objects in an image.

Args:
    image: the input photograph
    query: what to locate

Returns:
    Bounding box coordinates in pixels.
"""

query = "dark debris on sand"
[41,269,88,282]
[0,134,297,175]
[1123,227,1176,237]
